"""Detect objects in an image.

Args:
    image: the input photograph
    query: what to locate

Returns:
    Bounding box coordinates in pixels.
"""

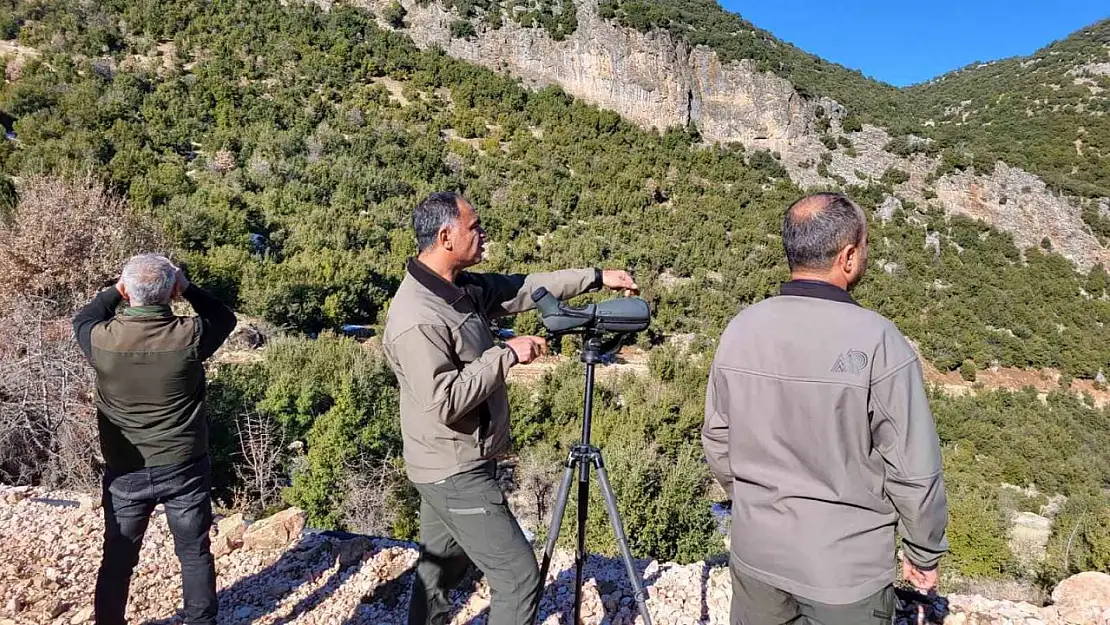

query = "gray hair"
[782,192,866,272]
[413,192,462,252]
[121,254,176,306]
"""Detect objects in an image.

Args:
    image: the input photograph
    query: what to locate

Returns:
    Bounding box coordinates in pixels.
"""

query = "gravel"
[0,485,1106,625]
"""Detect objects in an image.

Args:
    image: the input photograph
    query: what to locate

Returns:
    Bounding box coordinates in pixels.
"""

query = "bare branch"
[234,411,287,513]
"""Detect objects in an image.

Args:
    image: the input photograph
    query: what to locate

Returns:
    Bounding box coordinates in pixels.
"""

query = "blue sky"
[721,0,1110,87]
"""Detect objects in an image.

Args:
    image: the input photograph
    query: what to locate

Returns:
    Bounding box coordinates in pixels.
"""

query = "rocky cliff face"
[356,0,1110,270]
[358,0,821,149]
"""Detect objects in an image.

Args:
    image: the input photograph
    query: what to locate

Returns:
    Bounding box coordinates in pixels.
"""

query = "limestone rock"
[213,513,249,557]
[334,536,375,569]
[1009,511,1051,575]
[2,483,1108,624]
[877,195,902,223]
[1051,572,1110,623]
[351,0,1110,270]
[69,606,92,624]
[242,508,306,552]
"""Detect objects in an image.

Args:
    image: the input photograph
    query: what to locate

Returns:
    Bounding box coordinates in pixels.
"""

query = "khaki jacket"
[383,258,599,483]
[702,279,948,604]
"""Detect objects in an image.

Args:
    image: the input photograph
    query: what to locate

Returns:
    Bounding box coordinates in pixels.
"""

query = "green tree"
[382,1,407,28]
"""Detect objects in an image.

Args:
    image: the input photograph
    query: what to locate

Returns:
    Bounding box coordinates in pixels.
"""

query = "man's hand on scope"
[602,269,639,296]
[505,336,547,365]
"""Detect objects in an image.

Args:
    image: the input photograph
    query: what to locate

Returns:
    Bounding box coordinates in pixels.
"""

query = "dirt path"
[0,40,39,80]
[918,354,1110,408]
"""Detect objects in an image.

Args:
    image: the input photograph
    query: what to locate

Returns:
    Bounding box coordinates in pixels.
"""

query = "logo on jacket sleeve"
[831,350,869,374]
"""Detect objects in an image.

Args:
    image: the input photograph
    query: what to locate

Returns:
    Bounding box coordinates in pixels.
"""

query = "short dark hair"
[413,192,462,252]
[782,192,866,272]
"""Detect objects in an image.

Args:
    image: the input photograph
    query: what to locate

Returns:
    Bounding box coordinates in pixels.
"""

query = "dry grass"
[0,174,164,489]
[0,298,99,489]
[0,173,165,313]
[944,575,1048,605]
[340,453,411,537]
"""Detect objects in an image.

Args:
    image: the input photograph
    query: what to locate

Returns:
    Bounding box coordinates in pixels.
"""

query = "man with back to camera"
[702,192,949,624]
[381,191,638,625]
[72,253,236,625]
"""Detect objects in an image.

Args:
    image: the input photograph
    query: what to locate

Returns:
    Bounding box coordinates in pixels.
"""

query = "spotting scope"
[530,287,650,335]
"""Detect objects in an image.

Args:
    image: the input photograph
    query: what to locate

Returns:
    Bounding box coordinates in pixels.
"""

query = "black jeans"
[95,455,217,625]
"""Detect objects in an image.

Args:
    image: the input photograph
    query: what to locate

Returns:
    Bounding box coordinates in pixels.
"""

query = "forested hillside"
[572,1,1110,200]
[0,0,1108,594]
[3,0,1109,376]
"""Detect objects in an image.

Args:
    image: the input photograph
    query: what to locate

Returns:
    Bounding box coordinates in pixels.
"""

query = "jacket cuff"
[100,287,124,308]
[903,545,944,571]
[590,268,603,291]
[500,344,519,367]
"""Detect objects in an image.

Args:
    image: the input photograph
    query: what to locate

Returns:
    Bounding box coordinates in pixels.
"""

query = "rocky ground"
[0,486,1107,625]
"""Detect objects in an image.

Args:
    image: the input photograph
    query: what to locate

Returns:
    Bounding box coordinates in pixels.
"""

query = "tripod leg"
[537,461,576,598]
[574,461,590,625]
[595,461,654,625]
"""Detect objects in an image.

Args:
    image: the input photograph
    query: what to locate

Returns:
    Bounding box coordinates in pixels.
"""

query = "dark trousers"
[95,455,217,625]
[730,560,895,625]
[407,462,541,625]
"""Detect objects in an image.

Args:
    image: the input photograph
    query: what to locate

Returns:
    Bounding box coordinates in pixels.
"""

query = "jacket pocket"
[446,489,503,516]
[447,506,489,516]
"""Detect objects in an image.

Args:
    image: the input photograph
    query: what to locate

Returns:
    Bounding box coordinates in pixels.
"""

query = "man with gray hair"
[73,253,236,625]
[702,193,948,624]
[383,191,638,625]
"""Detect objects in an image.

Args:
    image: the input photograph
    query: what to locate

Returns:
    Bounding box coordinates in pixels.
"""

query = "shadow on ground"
[138,532,727,624]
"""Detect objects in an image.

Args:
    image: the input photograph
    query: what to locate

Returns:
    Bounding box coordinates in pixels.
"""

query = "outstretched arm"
[472,268,639,317]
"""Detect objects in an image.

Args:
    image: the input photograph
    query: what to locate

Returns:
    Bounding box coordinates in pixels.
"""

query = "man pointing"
[382,192,637,625]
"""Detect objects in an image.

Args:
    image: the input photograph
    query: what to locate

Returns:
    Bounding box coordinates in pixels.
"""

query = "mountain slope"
[369,0,1110,271]
[585,2,1110,201]
[905,19,1110,200]
[3,0,1110,378]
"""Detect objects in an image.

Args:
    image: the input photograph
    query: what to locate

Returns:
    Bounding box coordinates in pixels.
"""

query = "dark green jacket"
[73,285,237,472]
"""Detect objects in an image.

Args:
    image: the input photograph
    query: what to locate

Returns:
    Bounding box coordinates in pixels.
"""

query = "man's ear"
[119,283,129,301]
[439,224,453,251]
[843,244,858,275]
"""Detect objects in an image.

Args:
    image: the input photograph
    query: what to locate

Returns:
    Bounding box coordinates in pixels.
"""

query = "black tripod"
[535,331,653,625]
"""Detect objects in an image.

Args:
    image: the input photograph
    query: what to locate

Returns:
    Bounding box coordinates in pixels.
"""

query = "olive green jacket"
[73,285,237,472]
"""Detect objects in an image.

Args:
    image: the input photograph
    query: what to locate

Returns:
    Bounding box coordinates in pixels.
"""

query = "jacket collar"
[120,304,174,318]
[779,279,859,306]
[407,257,473,311]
